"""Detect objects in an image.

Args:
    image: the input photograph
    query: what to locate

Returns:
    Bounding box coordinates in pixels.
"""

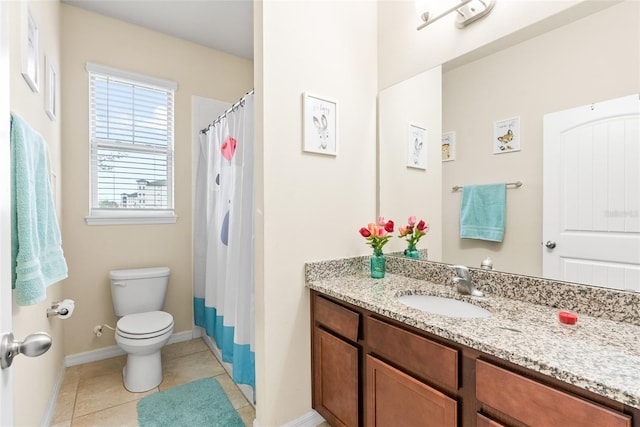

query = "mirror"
[379,2,640,289]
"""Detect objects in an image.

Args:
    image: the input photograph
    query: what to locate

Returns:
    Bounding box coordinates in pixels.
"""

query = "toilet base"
[122,351,163,392]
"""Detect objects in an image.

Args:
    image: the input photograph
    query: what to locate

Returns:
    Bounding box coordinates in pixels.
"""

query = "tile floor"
[51,338,255,426]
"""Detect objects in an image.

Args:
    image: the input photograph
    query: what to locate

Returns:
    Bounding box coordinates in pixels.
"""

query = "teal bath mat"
[137,377,244,427]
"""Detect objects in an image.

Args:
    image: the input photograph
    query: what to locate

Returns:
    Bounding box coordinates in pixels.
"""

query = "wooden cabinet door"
[366,355,457,427]
[313,327,359,427]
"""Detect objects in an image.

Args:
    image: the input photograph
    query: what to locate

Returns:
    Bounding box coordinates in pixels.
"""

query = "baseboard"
[252,410,325,427]
[39,361,65,427]
[64,329,196,367]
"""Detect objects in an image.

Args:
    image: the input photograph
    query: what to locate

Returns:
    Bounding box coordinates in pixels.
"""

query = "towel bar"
[452,181,522,192]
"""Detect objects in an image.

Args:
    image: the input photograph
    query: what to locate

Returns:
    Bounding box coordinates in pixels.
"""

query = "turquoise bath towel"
[10,114,68,306]
[459,183,506,242]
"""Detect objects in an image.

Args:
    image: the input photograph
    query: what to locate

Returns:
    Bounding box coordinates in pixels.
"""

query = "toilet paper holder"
[47,299,75,318]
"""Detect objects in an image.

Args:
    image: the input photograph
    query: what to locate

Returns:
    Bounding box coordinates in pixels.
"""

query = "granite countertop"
[306,265,640,410]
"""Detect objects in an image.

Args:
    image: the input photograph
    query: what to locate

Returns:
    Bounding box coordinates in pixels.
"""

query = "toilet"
[110,267,174,392]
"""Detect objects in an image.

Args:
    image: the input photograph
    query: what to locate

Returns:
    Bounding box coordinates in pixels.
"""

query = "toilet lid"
[117,311,174,335]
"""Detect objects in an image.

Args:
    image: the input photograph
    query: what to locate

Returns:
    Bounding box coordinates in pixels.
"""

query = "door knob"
[0,332,52,369]
[545,240,557,249]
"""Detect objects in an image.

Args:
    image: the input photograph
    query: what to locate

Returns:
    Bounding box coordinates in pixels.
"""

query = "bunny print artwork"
[412,138,423,165]
[407,124,427,169]
[313,114,329,150]
[303,93,337,155]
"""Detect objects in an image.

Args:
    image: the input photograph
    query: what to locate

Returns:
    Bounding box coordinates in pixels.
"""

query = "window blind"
[87,64,176,219]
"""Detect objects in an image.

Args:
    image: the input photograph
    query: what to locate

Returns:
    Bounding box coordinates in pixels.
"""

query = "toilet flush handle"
[113,281,127,287]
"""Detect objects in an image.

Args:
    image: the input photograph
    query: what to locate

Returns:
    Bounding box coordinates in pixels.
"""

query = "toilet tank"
[110,267,170,316]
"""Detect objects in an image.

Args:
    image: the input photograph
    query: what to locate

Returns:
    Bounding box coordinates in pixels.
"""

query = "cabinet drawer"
[366,316,458,390]
[476,360,631,427]
[314,295,360,342]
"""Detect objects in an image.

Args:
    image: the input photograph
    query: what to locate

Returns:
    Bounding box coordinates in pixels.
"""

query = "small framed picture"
[493,116,521,154]
[21,3,39,93]
[442,131,455,161]
[407,124,427,169]
[45,56,56,121]
[302,92,338,155]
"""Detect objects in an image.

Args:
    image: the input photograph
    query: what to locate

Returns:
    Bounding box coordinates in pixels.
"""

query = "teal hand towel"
[459,183,506,242]
[10,114,68,306]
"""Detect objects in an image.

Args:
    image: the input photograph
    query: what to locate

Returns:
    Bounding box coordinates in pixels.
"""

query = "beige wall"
[255,1,378,424]
[377,0,618,90]
[60,5,252,356]
[441,1,640,276]
[378,67,443,258]
[9,1,63,425]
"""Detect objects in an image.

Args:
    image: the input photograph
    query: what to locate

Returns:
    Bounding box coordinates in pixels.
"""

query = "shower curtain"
[194,93,254,390]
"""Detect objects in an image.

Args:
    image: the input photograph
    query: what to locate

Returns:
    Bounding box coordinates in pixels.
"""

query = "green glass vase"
[370,250,386,279]
[404,244,420,259]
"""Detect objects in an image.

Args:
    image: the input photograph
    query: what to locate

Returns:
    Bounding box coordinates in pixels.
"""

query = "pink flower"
[408,215,417,227]
[377,216,386,226]
[399,226,407,236]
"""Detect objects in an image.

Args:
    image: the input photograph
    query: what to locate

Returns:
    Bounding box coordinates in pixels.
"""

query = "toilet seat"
[117,311,174,340]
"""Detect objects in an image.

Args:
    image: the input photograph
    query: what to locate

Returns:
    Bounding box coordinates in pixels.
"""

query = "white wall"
[377,0,618,90]
[441,1,640,276]
[255,1,378,424]
[378,67,443,258]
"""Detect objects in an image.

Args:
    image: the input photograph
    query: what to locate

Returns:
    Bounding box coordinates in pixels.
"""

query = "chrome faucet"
[450,265,484,297]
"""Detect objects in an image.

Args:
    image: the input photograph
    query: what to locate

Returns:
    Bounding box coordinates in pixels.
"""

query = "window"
[86,63,177,225]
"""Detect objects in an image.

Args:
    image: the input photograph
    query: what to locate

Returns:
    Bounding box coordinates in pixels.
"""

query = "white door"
[0,1,14,424]
[543,94,640,291]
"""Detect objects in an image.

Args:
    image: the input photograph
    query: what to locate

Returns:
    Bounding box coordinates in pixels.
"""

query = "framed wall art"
[493,116,521,154]
[21,3,39,92]
[302,92,338,155]
[45,56,56,120]
[442,131,455,161]
[407,124,427,169]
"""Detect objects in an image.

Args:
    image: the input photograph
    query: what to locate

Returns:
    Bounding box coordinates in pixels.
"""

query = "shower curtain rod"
[200,89,255,134]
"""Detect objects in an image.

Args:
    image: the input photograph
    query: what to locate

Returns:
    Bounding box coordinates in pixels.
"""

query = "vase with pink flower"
[359,216,394,278]
[398,216,430,259]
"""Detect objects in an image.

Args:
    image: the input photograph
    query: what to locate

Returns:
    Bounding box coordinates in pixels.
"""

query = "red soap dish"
[558,311,578,325]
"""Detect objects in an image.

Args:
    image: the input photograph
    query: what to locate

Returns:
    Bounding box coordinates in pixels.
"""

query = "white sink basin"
[397,295,491,319]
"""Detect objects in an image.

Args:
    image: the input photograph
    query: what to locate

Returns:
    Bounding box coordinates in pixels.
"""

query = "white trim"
[39,361,65,427]
[87,64,176,220]
[64,330,194,367]
[85,212,177,225]
[86,62,177,91]
[253,410,325,427]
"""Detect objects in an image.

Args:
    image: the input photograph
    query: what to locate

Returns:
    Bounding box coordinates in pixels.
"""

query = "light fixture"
[416,0,496,30]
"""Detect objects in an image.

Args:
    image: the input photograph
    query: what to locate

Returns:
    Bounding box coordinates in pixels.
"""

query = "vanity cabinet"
[312,292,460,427]
[312,294,360,427]
[310,290,638,427]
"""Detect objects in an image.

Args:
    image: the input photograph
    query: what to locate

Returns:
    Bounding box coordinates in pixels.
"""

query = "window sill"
[85,211,177,225]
